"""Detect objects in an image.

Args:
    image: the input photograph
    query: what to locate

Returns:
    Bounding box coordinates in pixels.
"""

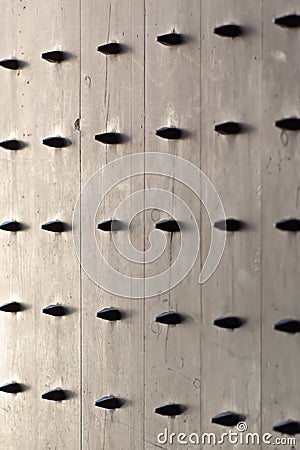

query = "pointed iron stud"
[214,24,243,38]
[42,388,66,401]
[95,395,122,409]
[273,420,300,435]
[156,127,182,140]
[97,220,121,232]
[156,33,182,46]
[274,15,300,28]
[41,51,66,63]
[274,319,300,334]
[0,139,25,150]
[214,218,242,232]
[97,43,123,55]
[41,220,66,233]
[0,59,20,70]
[155,311,183,325]
[155,219,180,232]
[214,122,241,135]
[94,132,122,145]
[155,404,185,417]
[213,315,244,330]
[211,411,245,427]
[275,118,300,131]
[0,301,21,313]
[0,221,22,232]
[96,307,122,321]
[0,382,23,394]
[42,136,71,148]
[275,218,300,232]
[42,305,66,317]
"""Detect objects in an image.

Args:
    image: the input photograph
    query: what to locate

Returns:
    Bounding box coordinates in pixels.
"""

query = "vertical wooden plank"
[80,0,145,448]
[262,0,300,441]
[144,2,202,447]
[0,0,81,448]
[201,0,262,444]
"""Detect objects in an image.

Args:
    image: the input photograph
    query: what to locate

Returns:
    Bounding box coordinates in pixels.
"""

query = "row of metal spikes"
[0,383,299,434]
[1,13,300,69]
[0,302,299,334]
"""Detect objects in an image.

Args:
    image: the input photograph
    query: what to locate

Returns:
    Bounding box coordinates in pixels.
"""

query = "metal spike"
[41,51,66,63]
[211,411,244,427]
[94,132,122,145]
[156,127,182,140]
[42,388,66,401]
[274,15,300,28]
[97,43,123,55]
[273,420,300,435]
[0,301,21,313]
[274,319,300,334]
[96,307,122,321]
[155,311,183,325]
[155,219,180,232]
[213,315,244,330]
[155,404,185,417]
[275,218,300,232]
[42,305,66,317]
[214,122,241,135]
[214,218,242,232]
[0,139,25,150]
[0,382,23,394]
[214,24,242,38]
[275,118,300,131]
[156,33,182,46]
[0,221,22,232]
[0,59,20,70]
[42,137,71,148]
[95,395,122,409]
[41,220,65,233]
[97,220,121,232]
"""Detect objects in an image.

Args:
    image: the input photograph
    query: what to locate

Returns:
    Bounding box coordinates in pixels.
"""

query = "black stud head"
[97,43,123,55]
[273,420,300,435]
[275,118,300,131]
[42,388,67,401]
[156,127,182,140]
[156,33,182,46]
[96,307,122,321]
[41,220,66,233]
[155,311,183,325]
[42,137,71,148]
[274,15,300,28]
[41,51,66,63]
[97,220,121,232]
[214,122,241,135]
[275,218,300,232]
[213,315,244,330]
[211,411,244,427]
[155,219,180,232]
[155,404,185,417]
[214,24,242,38]
[0,382,23,394]
[42,305,66,317]
[0,139,25,150]
[0,301,21,313]
[0,221,22,232]
[274,319,300,334]
[95,395,122,409]
[94,132,122,145]
[214,218,242,232]
[0,59,20,70]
